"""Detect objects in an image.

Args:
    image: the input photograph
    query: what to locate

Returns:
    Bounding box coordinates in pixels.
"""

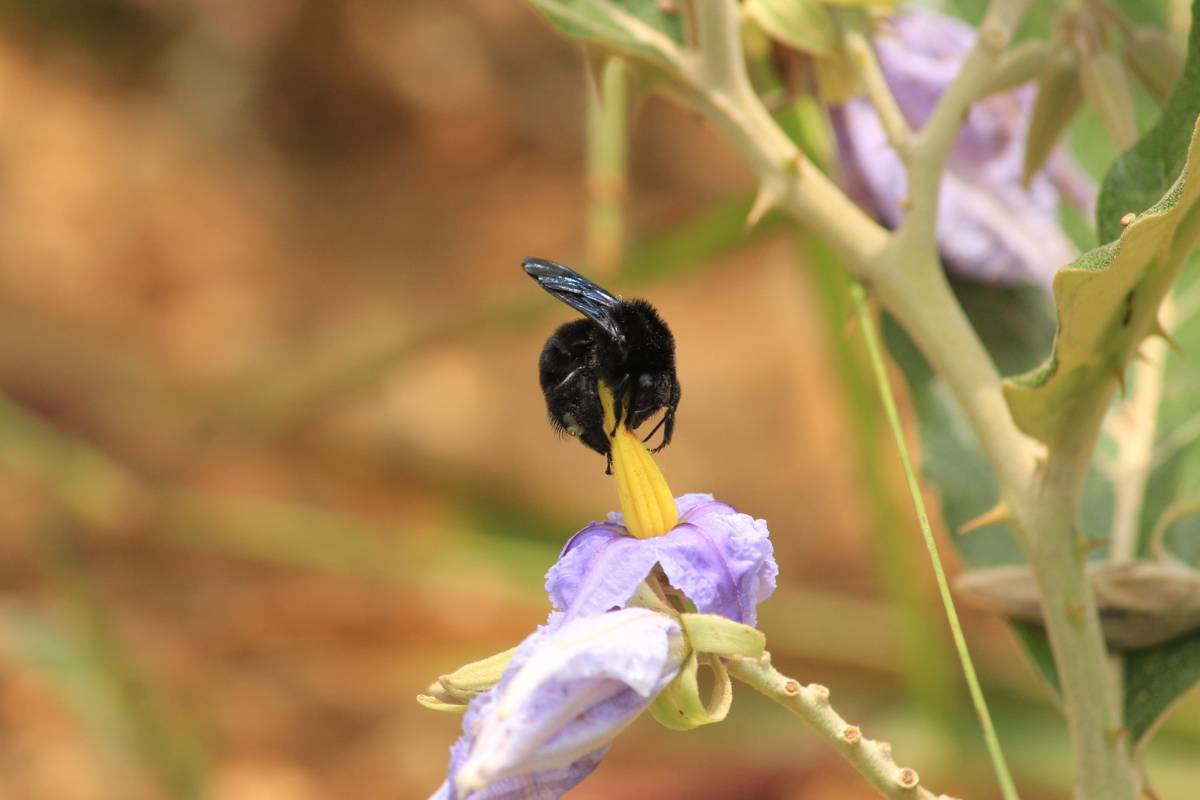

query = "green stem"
[36,519,203,799]
[844,29,912,154]
[586,57,631,273]
[1014,391,1139,798]
[807,240,956,719]
[851,285,1020,800]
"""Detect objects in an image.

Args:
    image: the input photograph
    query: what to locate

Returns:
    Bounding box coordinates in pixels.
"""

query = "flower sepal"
[417,693,469,714]
[417,645,519,714]
[680,612,766,659]
[648,613,765,732]
[647,650,732,731]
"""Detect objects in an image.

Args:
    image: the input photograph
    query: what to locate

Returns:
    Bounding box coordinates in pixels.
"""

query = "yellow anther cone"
[598,382,678,538]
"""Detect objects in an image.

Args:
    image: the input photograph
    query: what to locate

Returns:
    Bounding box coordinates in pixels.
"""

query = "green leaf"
[1098,3,1200,244]
[1124,630,1200,745]
[527,0,687,72]
[1003,118,1200,445]
[1007,0,1200,446]
[744,0,837,57]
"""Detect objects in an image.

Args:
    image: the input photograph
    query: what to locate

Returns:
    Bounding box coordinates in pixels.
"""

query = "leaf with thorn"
[1098,0,1200,244]
[1004,118,1200,446]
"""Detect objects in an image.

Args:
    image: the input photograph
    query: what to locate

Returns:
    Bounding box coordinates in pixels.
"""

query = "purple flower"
[833,8,1096,286]
[431,608,685,800]
[546,493,778,627]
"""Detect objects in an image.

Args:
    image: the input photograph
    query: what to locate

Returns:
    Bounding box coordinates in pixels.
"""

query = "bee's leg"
[649,408,675,453]
[650,383,679,453]
[641,413,668,446]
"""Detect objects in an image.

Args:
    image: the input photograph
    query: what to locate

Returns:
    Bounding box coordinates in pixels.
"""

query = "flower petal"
[547,525,659,621]
[429,747,603,800]
[656,523,775,626]
[546,494,778,626]
[437,609,684,799]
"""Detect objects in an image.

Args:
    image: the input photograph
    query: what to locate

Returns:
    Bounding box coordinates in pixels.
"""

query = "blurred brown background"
[0,1,1196,799]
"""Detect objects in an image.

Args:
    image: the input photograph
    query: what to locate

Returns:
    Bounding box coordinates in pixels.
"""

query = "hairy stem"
[728,655,944,800]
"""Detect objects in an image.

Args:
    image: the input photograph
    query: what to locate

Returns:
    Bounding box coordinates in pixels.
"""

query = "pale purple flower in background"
[833,7,1096,285]
[431,608,685,800]
[546,493,778,626]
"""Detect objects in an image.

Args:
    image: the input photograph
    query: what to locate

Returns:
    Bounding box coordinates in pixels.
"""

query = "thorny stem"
[1108,298,1175,562]
[688,1,890,272]
[727,655,945,800]
[852,286,1019,800]
[683,1,1138,797]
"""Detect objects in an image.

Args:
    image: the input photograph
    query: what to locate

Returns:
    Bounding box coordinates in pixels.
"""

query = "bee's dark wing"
[522,257,624,341]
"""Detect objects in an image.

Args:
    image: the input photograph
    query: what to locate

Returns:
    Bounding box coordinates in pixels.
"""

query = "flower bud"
[1024,49,1083,183]
[1079,50,1139,149]
[418,646,520,713]
[1124,27,1184,105]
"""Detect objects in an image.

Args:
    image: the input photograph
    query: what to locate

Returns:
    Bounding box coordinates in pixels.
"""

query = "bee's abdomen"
[538,319,609,455]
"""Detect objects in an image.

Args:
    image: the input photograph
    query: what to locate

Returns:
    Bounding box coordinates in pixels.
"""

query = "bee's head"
[628,371,678,425]
[637,371,668,403]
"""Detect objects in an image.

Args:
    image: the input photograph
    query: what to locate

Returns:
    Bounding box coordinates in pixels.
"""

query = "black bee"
[523,257,680,470]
